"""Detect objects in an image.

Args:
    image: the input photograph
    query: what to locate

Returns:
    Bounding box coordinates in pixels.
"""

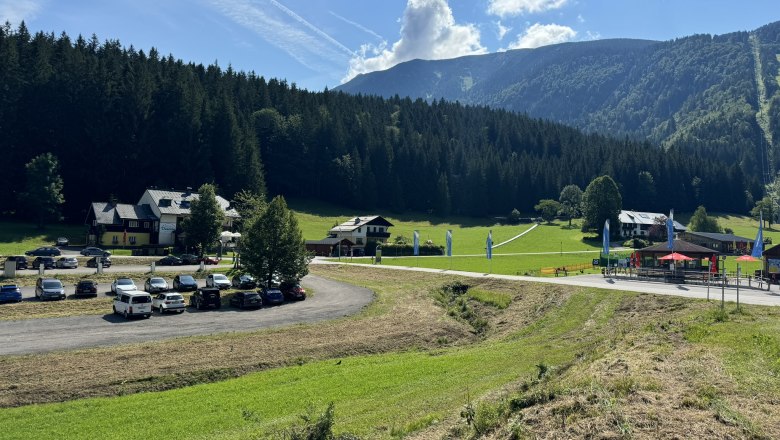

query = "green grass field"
[0,222,85,255]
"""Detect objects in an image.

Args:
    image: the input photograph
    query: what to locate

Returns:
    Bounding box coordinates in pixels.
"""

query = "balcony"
[366,231,391,239]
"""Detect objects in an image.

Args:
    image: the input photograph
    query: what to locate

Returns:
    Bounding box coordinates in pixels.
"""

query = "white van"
[113,291,153,319]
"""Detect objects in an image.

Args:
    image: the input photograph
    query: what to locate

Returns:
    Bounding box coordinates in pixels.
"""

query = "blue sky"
[3,0,779,91]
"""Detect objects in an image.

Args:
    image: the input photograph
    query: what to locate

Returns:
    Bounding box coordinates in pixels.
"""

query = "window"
[180,200,191,209]
[144,222,149,229]
[129,236,137,244]
[356,238,364,245]
[112,236,118,244]
[129,221,138,228]
[358,227,361,233]
[92,220,97,226]
[159,199,171,207]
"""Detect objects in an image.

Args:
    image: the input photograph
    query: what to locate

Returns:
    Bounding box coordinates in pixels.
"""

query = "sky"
[3,0,780,91]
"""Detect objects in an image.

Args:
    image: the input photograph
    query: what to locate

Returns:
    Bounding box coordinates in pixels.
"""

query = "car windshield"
[151,278,165,283]
[180,276,195,283]
[79,281,95,286]
[167,294,183,300]
[43,281,62,289]
[214,275,228,281]
[117,279,134,285]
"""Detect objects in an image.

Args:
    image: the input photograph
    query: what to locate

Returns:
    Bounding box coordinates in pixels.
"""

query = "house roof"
[639,239,718,255]
[329,215,394,232]
[684,231,753,243]
[91,202,157,225]
[144,189,239,217]
[305,238,355,246]
[619,210,686,231]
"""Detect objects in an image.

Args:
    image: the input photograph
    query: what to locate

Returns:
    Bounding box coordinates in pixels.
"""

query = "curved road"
[0,274,373,356]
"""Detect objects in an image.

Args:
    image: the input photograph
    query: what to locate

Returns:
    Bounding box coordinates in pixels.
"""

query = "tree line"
[1,23,760,223]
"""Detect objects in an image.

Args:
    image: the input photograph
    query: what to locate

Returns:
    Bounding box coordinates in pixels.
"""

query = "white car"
[144,277,169,293]
[111,278,137,294]
[205,273,231,290]
[55,257,78,269]
[113,291,152,319]
[152,292,186,313]
[56,237,69,247]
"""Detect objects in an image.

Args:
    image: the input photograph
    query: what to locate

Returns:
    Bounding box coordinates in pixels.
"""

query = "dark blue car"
[258,287,284,306]
[0,285,22,303]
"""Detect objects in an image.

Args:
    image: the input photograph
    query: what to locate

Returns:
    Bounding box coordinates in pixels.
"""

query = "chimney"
[354,217,360,225]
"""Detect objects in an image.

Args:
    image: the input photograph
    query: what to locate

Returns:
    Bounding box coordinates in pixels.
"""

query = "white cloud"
[496,20,511,40]
[506,23,576,49]
[344,0,486,82]
[208,0,353,74]
[487,0,568,18]
[0,0,41,26]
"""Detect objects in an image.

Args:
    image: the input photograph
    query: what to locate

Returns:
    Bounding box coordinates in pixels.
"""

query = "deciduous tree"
[582,175,622,235]
[22,152,65,228]
[688,205,722,233]
[182,183,225,257]
[534,199,561,224]
[559,184,583,227]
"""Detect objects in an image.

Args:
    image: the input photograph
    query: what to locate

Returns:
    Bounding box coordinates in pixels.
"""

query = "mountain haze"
[338,22,780,179]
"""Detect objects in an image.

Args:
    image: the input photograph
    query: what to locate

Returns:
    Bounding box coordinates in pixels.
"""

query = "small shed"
[679,231,753,255]
[305,238,354,257]
[637,239,720,271]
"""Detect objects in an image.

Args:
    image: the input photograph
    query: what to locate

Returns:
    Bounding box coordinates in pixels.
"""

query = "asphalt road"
[0,274,373,356]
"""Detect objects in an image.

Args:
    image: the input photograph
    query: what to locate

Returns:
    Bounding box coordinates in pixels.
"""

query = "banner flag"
[602,219,610,255]
[446,230,452,257]
[751,212,764,258]
[486,230,493,260]
[666,218,674,250]
[413,230,420,256]
[710,254,718,273]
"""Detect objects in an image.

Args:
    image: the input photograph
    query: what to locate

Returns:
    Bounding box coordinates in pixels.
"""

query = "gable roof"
[143,189,239,217]
[684,231,753,243]
[305,238,355,246]
[91,202,157,225]
[619,210,686,230]
[639,239,718,254]
[329,215,394,233]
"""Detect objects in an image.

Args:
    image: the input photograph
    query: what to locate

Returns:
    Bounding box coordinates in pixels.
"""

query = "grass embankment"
[0,222,85,255]
[1,265,779,438]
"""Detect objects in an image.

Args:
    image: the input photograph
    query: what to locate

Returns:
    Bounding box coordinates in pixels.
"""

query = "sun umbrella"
[658,252,694,261]
[735,254,759,262]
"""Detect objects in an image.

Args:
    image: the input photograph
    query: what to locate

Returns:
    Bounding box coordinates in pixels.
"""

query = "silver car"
[144,277,169,293]
[111,278,137,294]
[152,292,186,313]
[35,278,66,300]
[55,257,79,269]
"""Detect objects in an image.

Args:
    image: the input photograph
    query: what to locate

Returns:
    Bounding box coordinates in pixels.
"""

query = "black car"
[178,254,199,265]
[229,291,263,309]
[80,247,111,257]
[258,286,285,306]
[5,256,28,270]
[74,280,98,297]
[173,274,198,291]
[25,246,61,257]
[190,287,221,310]
[231,274,257,289]
[32,256,56,269]
[280,281,307,301]
[157,256,182,266]
[86,256,112,268]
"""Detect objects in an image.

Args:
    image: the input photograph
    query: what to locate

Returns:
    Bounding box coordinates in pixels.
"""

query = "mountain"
[338,22,780,179]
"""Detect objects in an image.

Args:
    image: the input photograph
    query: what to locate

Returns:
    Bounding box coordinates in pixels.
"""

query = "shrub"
[380,243,444,256]
[622,238,649,249]
[281,403,359,440]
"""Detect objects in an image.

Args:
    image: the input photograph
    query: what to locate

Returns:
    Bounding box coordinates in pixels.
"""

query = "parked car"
[25,246,61,257]
[229,291,262,309]
[80,247,111,257]
[258,286,285,306]
[280,281,307,301]
[231,274,257,289]
[113,291,152,319]
[152,292,186,313]
[56,237,69,246]
[178,254,199,265]
[55,257,79,269]
[32,256,56,270]
[173,274,198,291]
[206,273,231,290]
[156,256,182,266]
[74,280,98,297]
[35,278,66,300]
[144,277,169,293]
[86,256,112,268]
[199,256,219,265]
[111,277,137,294]
[5,256,28,270]
[189,287,221,310]
[0,284,22,303]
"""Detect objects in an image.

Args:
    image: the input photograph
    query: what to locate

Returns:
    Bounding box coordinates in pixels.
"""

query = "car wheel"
[145,314,151,319]
[123,310,129,319]
[196,300,202,310]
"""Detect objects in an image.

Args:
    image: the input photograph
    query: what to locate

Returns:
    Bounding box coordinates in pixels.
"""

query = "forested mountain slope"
[0,24,759,222]
[338,22,780,179]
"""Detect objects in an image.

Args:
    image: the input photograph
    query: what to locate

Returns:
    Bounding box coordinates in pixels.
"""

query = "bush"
[281,402,359,440]
[622,238,649,249]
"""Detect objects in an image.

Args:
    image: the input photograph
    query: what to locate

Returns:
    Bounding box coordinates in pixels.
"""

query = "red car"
[199,256,219,265]
[280,281,306,301]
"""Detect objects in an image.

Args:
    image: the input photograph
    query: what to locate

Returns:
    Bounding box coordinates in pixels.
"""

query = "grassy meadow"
[1,265,779,438]
[0,222,85,255]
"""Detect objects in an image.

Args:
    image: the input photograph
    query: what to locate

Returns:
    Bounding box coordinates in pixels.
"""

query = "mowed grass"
[0,221,85,255]
[0,289,618,440]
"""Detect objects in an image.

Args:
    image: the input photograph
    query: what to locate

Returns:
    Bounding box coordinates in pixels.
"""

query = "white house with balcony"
[328,216,394,250]
[618,210,686,238]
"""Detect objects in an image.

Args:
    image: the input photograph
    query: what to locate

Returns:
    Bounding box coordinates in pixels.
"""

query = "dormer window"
[180,200,191,209]
[159,199,172,207]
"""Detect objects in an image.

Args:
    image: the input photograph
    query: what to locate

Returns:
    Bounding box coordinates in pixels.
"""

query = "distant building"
[328,216,394,250]
[618,210,686,238]
[305,238,355,257]
[680,231,754,255]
